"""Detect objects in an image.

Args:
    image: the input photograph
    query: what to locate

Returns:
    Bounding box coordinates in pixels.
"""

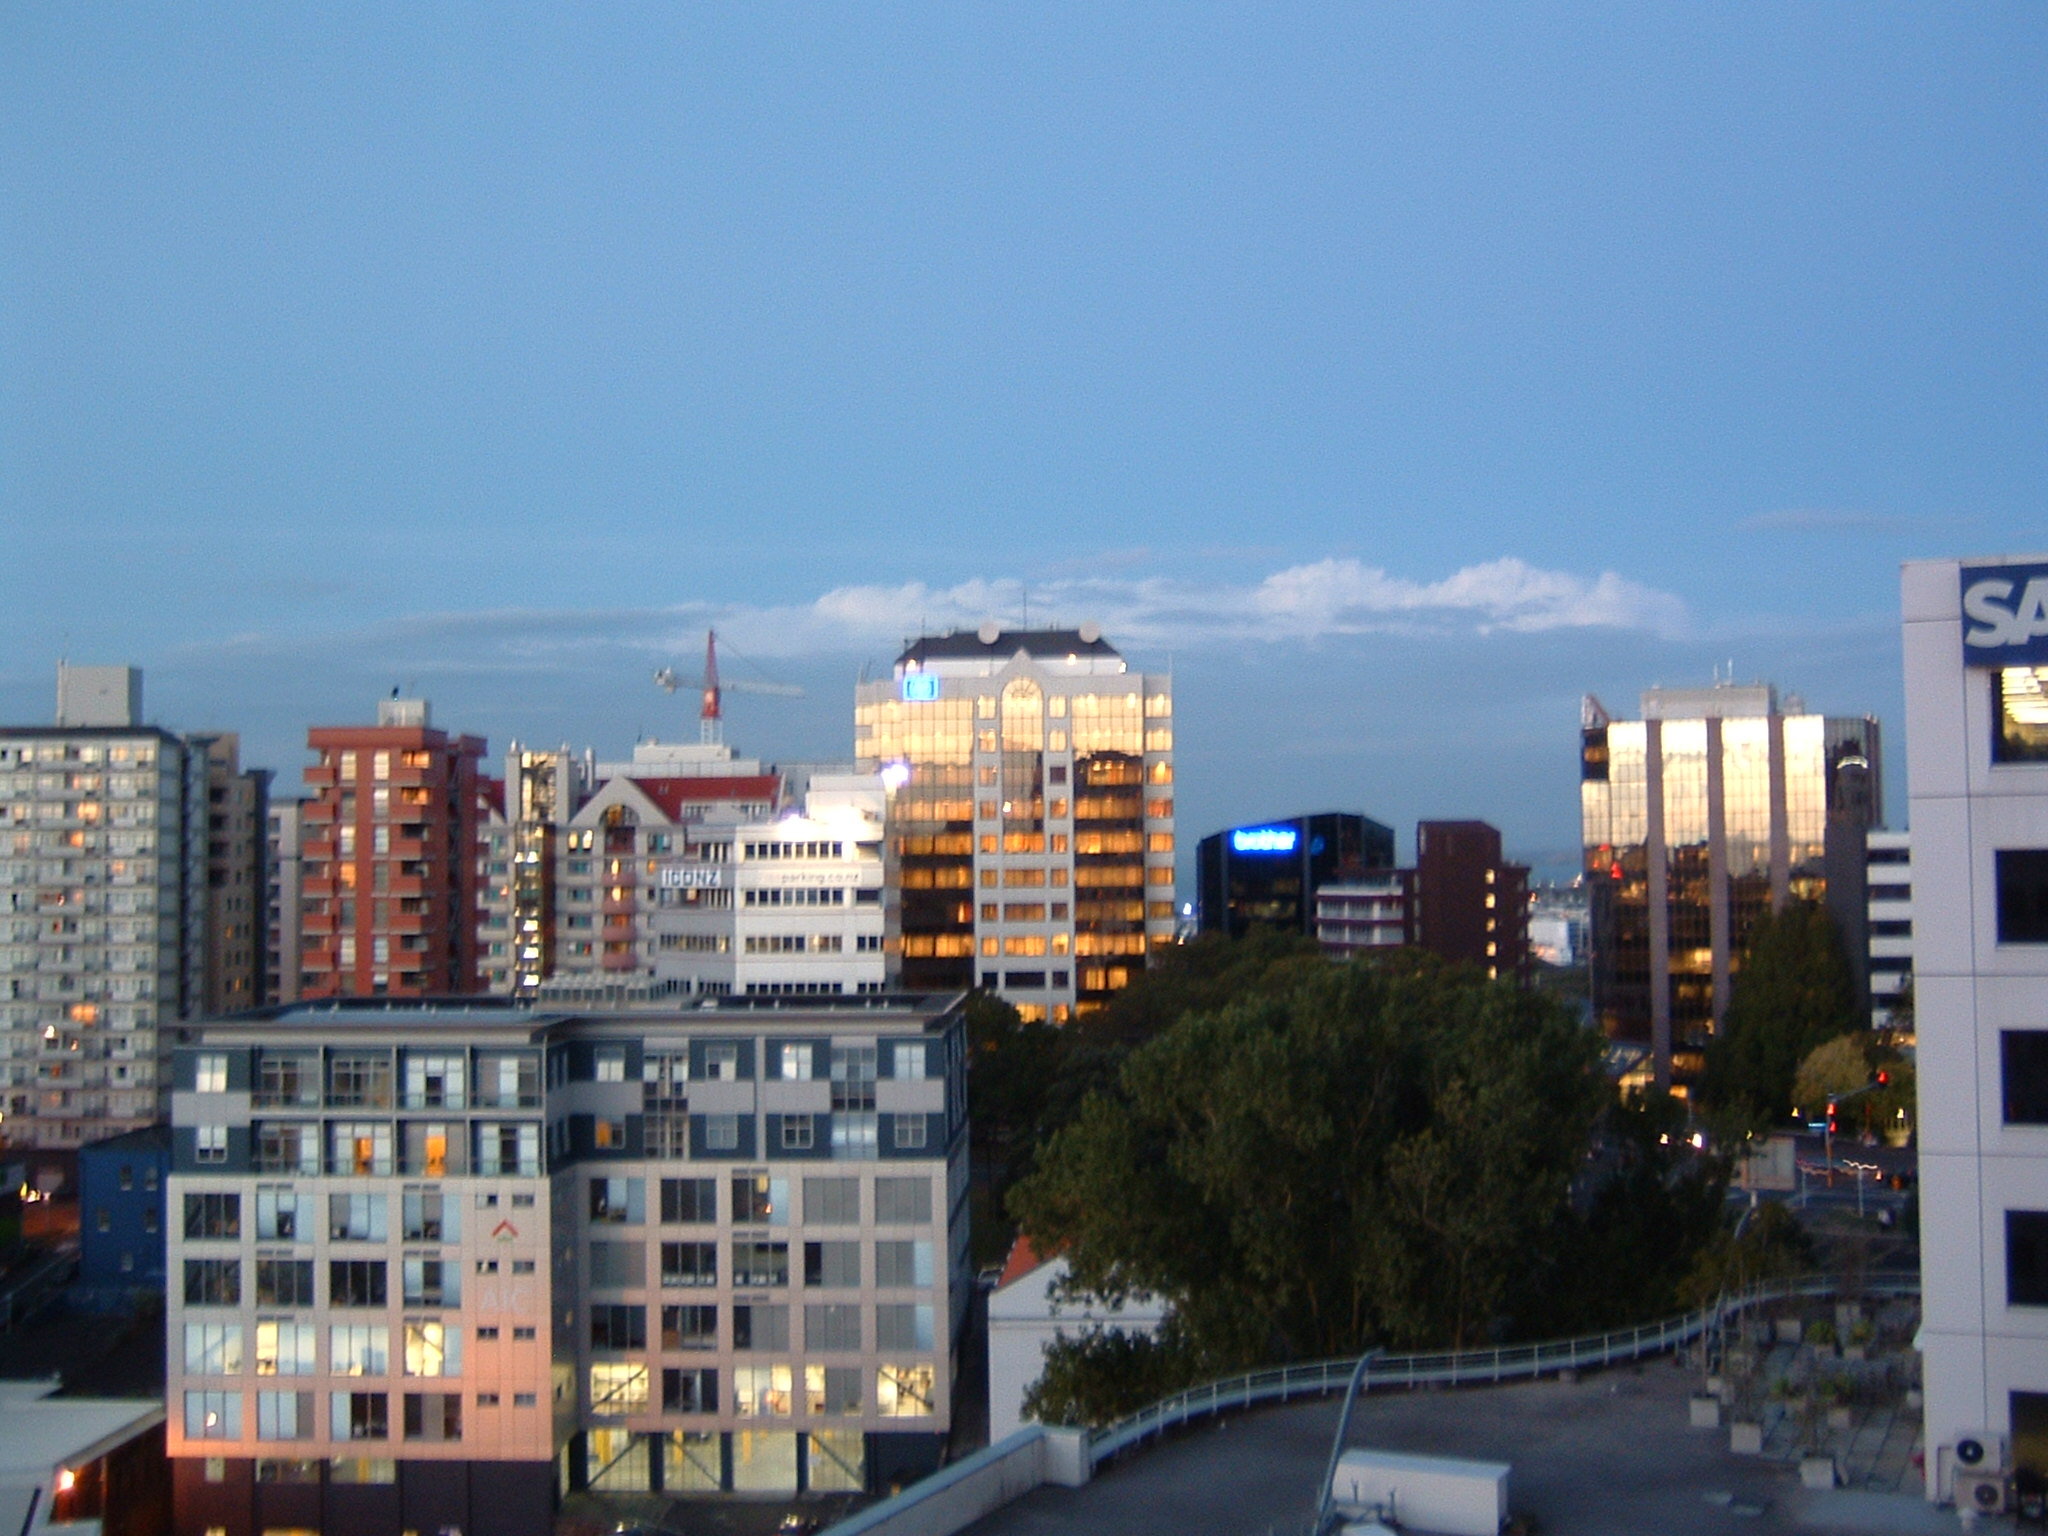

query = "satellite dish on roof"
[977,621,1001,644]
[1078,621,1101,644]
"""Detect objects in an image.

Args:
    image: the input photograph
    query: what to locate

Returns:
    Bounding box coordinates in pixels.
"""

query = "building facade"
[1865,829,1914,1032]
[77,1124,172,1308]
[1195,812,1395,940]
[299,700,486,1000]
[199,735,270,1017]
[855,626,1175,1022]
[164,993,968,1535]
[0,666,209,1151]
[1905,556,2048,1501]
[1580,684,1882,1089]
[476,740,782,995]
[1413,820,1530,984]
[264,800,304,1006]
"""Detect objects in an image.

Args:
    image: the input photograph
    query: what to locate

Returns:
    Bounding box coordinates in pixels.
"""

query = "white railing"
[1087,1270,1919,1463]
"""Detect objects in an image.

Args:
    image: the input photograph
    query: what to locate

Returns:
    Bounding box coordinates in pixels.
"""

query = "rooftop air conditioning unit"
[1956,1468,2010,1515]
[1954,1432,2008,1473]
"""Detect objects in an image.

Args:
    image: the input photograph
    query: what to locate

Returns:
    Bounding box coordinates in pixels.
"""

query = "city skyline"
[8,6,2046,871]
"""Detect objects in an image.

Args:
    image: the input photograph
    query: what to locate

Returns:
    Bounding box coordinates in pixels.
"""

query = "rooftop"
[896,626,1121,668]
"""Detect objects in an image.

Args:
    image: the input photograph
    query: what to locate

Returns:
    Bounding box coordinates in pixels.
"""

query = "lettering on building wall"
[1962,562,2048,666]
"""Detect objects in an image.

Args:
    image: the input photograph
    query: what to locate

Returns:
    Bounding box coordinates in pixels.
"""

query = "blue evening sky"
[4,6,2044,878]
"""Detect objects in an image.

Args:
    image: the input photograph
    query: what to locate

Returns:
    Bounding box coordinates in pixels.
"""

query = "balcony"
[602,894,637,917]
[600,948,642,972]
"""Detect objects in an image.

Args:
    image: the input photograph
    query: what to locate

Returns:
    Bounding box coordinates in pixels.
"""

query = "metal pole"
[1312,1348,1385,1534]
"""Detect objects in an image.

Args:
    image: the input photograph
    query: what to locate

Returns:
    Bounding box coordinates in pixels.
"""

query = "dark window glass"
[1999,852,2048,943]
[662,1368,717,1413]
[257,1258,315,1307]
[661,1304,717,1350]
[2006,1032,2048,1125]
[184,1192,241,1240]
[2010,1211,2048,1306]
[590,1305,646,1351]
[660,1178,714,1224]
[184,1258,240,1306]
[330,1260,388,1308]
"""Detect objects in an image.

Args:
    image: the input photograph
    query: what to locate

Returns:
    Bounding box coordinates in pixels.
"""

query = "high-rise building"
[1904,556,2048,1502]
[477,740,781,995]
[1864,829,1914,1031]
[265,799,305,1005]
[1579,684,1882,1090]
[198,734,271,1017]
[299,700,486,999]
[1195,813,1395,940]
[0,665,208,1151]
[164,992,969,1534]
[1413,820,1530,984]
[854,626,1176,1021]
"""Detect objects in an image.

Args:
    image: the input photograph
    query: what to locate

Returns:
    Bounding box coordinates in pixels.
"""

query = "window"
[329,1122,393,1176]
[330,1260,387,1308]
[590,1176,644,1224]
[589,1362,650,1416]
[778,1042,813,1080]
[2006,1031,2048,1124]
[660,1178,714,1224]
[732,1241,789,1288]
[402,1255,458,1307]
[703,1114,740,1151]
[185,1391,241,1440]
[893,1042,927,1079]
[513,1327,536,1342]
[328,1457,397,1484]
[831,1114,877,1157]
[2014,1211,2048,1306]
[732,1173,787,1225]
[590,1306,646,1352]
[804,1241,861,1288]
[257,1124,320,1176]
[1999,851,2048,943]
[256,1188,300,1241]
[254,1320,316,1376]
[664,1368,718,1413]
[804,1177,859,1225]
[780,1115,815,1151]
[702,1044,740,1082]
[589,1242,646,1288]
[195,1054,229,1094]
[733,1364,792,1417]
[806,1304,861,1352]
[185,1259,240,1307]
[595,1118,628,1150]
[402,1187,455,1242]
[404,1321,461,1377]
[196,1125,229,1164]
[185,1192,241,1240]
[876,1363,936,1418]
[830,1046,877,1112]
[328,1053,392,1108]
[874,1177,932,1224]
[257,1391,313,1441]
[893,1117,928,1151]
[328,1193,387,1242]
[876,1304,935,1351]
[334,1392,388,1440]
[1995,667,2048,763]
[662,1304,717,1350]
[330,1325,389,1377]
[595,1048,627,1084]
[875,1241,934,1289]
[403,1053,466,1108]
[475,1121,539,1176]
[402,1392,462,1443]
[807,1366,862,1416]
[732,1303,789,1351]
[184,1323,244,1375]
[661,1242,716,1288]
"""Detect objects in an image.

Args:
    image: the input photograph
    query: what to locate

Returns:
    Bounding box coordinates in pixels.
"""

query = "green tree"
[1792,1034,1873,1119]
[1008,954,1607,1379]
[1702,901,1864,1133]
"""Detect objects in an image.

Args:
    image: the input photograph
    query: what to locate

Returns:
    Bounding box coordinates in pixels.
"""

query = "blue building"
[77,1125,172,1309]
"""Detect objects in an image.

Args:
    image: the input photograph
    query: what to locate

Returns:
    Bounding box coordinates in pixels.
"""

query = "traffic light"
[1876,1069,1890,1087]
[1826,1100,1838,1134]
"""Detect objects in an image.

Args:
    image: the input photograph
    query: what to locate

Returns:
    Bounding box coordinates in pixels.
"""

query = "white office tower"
[645,773,887,999]
[1905,557,2048,1503]
[0,665,208,1149]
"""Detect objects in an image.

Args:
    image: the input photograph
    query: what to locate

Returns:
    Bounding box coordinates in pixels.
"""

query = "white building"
[1865,829,1913,1031]
[985,1240,1165,1443]
[646,773,888,999]
[1904,556,2048,1502]
[0,665,209,1150]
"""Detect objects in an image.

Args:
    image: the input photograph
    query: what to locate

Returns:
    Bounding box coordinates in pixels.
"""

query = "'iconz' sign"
[1961,562,2048,667]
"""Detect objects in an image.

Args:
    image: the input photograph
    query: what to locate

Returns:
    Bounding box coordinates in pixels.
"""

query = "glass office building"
[1580,684,1880,1089]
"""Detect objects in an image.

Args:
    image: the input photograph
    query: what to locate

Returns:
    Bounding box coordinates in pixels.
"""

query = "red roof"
[477,776,506,820]
[627,775,781,820]
[997,1234,1060,1290]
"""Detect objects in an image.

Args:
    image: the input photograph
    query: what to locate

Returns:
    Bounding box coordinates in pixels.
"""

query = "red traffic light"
[1876,1070,1890,1087]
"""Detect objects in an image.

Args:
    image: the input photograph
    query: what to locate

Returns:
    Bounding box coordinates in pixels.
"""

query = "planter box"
[1800,1455,1839,1490]
[1690,1395,1723,1428]
[1730,1422,1764,1455]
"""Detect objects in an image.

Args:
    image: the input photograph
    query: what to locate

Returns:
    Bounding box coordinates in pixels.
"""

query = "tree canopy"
[1007,954,1609,1373]
[1701,900,1864,1133]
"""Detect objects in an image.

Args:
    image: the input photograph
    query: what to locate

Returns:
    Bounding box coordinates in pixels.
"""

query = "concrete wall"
[822,1426,1088,1536]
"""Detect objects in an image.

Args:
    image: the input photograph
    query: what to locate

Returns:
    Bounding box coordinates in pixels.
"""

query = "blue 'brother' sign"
[1961,562,2048,667]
